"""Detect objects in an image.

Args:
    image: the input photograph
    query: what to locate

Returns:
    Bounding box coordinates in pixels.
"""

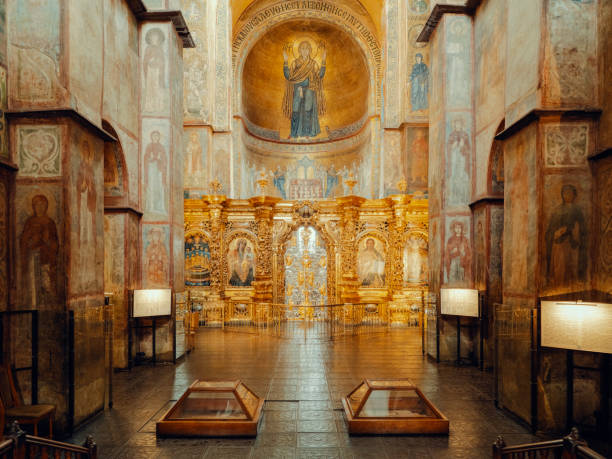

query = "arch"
[487,119,505,196]
[101,120,128,200]
[275,209,338,303]
[232,9,382,119]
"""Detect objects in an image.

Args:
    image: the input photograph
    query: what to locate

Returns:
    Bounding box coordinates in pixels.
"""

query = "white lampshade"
[440,288,479,317]
[133,289,172,317]
[541,301,612,354]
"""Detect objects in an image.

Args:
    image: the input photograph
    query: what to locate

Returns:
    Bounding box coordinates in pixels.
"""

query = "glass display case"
[156,380,263,437]
[342,379,449,434]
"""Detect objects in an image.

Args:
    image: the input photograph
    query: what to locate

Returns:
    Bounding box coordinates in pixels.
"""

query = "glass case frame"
[342,379,449,434]
[156,379,263,437]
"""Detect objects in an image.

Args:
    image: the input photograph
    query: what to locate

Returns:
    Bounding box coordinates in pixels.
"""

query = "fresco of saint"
[358,238,386,287]
[19,194,59,307]
[282,41,326,139]
[445,220,471,283]
[409,129,428,184]
[145,227,168,286]
[143,27,166,113]
[228,238,254,287]
[409,53,429,112]
[545,184,587,287]
[144,131,167,216]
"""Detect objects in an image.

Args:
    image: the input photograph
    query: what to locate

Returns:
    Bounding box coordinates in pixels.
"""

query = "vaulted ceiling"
[231,0,383,37]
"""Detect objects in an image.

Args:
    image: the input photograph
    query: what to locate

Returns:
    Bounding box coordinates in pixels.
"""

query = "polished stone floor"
[70,328,543,458]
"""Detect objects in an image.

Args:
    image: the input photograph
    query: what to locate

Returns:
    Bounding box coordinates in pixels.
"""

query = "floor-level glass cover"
[360,389,435,418]
[166,391,247,420]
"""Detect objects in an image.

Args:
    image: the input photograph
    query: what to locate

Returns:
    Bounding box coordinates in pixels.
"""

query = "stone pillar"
[427,11,475,361]
[336,196,365,303]
[139,18,185,361]
[249,196,281,303]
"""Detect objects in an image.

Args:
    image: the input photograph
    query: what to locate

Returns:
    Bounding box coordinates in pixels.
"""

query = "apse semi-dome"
[241,19,370,143]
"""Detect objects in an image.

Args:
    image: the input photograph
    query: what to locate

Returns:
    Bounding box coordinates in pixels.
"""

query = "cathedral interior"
[0,0,611,457]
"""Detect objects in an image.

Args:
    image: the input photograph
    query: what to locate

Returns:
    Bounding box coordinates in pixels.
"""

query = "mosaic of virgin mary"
[282,40,327,139]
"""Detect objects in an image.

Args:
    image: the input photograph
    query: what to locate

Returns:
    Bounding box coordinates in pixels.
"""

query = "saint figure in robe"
[358,238,386,287]
[410,53,429,112]
[445,220,471,283]
[282,41,326,139]
[545,184,587,288]
[19,194,59,308]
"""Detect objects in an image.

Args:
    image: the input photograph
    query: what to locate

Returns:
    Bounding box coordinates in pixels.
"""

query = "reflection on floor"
[70,329,542,458]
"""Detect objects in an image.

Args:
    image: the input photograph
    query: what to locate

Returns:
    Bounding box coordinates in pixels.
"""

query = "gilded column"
[204,195,227,298]
[336,196,365,303]
[389,194,412,295]
[249,196,281,303]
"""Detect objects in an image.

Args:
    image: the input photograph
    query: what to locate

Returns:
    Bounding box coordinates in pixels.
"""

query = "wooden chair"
[0,365,54,438]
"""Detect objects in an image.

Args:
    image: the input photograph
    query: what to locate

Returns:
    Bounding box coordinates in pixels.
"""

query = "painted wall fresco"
[173,227,185,290]
[17,126,61,177]
[543,123,589,168]
[403,232,428,285]
[182,0,210,123]
[489,206,504,302]
[0,67,6,159]
[185,231,211,286]
[490,139,504,195]
[284,226,328,305]
[505,0,540,124]
[68,0,103,123]
[142,24,169,116]
[184,127,208,189]
[143,225,170,288]
[474,0,505,131]
[444,114,472,207]
[69,131,103,296]
[0,0,6,66]
[503,124,537,295]
[103,140,124,197]
[541,177,590,295]
[383,130,402,196]
[243,141,371,200]
[357,236,386,287]
[444,15,472,109]
[0,177,7,309]
[384,0,401,127]
[542,0,597,107]
[103,213,129,368]
[9,0,64,106]
[444,216,471,285]
[15,184,62,309]
[102,0,139,135]
[404,126,428,192]
[142,120,170,220]
[215,0,231,131]
[599,0,612,152]
[595,158,612,294]
[227,237,255,287]
[473,208,486,291]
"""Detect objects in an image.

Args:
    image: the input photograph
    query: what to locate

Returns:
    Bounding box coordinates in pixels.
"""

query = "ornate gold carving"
[184,193,428,307]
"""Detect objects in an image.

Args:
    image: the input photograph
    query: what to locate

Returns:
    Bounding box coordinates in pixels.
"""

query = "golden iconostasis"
[184,194,428,324]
